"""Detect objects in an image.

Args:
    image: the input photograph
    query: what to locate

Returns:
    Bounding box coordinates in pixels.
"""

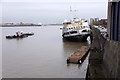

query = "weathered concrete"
[103,40,120,79]
[86,27,107,79]
[86,27,120,80]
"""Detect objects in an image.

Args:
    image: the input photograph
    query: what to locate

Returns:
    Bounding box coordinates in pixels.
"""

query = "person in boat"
[16,31,21,37]
[16,32,19,37]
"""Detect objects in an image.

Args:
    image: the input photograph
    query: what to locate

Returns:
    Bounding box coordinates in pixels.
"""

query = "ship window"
[70,31,77,34]
[82,30,87,32]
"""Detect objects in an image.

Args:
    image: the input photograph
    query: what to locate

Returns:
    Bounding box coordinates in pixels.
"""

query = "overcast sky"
[1,0,108,3]
[1,0,108,24]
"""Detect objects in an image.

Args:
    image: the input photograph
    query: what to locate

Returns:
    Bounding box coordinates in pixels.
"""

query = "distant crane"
[70,6,78,12]
[69,6,78,19]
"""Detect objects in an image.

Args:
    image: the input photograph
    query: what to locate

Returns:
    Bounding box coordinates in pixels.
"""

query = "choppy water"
[2,26,89,78]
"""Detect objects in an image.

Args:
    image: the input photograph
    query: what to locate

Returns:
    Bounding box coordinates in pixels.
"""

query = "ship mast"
[69,6,78,21]
[70,6,72,12]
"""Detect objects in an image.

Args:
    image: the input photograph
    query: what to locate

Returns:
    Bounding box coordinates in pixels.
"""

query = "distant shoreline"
[0,25,42,27]
[0,24,63,27]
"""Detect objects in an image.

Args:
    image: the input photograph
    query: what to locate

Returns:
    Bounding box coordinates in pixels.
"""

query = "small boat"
[6,31,34,39]
[6,35,28,39]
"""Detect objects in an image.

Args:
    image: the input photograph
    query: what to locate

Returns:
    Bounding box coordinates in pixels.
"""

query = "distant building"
[4,23,14,25]
[90,18,94,24]
[108,0,120,41]
[90,18,107,28]
[98,19,108,28]
[94,18,99,22]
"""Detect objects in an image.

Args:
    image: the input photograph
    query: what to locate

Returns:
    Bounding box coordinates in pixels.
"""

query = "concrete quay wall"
[103,40,120,79]
[86,27,120,79]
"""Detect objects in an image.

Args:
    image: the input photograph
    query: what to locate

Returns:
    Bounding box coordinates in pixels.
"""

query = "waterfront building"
[98,19,107,28]
[90,18,107,28]
[94,18,99,22]
[108,0,120,41]
[90,18,94,24]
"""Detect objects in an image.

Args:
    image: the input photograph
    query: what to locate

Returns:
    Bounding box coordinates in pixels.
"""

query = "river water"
[2,26,89,78]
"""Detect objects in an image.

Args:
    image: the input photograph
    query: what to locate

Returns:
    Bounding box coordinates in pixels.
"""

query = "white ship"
[62,18,90,41]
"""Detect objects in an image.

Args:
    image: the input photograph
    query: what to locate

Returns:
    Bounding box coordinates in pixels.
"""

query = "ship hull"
[62,34,90,42]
